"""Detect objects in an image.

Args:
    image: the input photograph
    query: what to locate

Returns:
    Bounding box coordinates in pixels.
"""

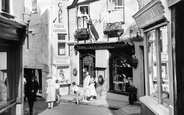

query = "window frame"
[77,5,89,29]
[57,33,66,56]
[144,22,172,107]
[1,0,9,13]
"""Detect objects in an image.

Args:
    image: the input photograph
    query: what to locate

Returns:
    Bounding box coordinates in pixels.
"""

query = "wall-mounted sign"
[53,56,70,65]
[52,0,69,33]
[167,0,181,7]
[57,66,70,85]
[133,0,165,29]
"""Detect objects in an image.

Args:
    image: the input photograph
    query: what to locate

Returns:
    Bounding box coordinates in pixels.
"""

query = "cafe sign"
[167,0,181,7]
[133,0,165,29]
[52,0,69,33]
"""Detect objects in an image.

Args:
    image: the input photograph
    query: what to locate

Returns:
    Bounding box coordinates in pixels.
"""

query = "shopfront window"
[147,25,169,107]
[111,55,132,93]
[0,52,8,107]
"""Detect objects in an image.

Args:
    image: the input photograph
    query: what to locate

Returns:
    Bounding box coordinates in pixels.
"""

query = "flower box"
[103,22,124,37]
[74,28,89,40]
[74,33,89,40]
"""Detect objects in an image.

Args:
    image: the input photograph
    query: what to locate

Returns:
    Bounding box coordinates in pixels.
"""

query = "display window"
[146,25,170,107]
[0,51,17,114]
[0,52,8,107]
[110,55,133,93]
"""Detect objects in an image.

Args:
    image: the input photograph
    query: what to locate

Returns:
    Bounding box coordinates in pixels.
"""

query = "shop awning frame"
[74,41,133,50]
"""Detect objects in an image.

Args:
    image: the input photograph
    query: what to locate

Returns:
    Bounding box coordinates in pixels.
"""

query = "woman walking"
[45,75,56,109]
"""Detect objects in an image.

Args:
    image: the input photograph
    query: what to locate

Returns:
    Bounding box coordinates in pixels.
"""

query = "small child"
[70,82,82,104]
[55,80,61,103]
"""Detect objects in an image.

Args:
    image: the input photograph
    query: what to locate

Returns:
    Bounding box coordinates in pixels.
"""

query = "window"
[2,0,9,13]
[32,0,37,14]
[0,52,9,107]
[77,5,89,29]
[146,25,169,107]
[58,34,66,55]
[112,0,123,9]
[108,0,124,23]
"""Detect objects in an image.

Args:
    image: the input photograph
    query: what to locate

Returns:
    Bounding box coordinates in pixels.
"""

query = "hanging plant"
[131,56,138,68]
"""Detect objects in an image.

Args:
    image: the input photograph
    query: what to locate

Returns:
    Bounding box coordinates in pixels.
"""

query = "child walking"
[70,82,83,104]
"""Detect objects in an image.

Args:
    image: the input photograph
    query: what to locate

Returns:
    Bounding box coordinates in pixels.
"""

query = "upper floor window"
[77,5,89,29]
[108,0,124,23]
[2,0,9,13]
[113,0,123,9]
[32,0,37,14]
[58,34,66,56]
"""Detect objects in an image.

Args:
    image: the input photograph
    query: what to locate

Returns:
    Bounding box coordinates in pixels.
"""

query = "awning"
[0,13,27,47]
[74,41,133,50]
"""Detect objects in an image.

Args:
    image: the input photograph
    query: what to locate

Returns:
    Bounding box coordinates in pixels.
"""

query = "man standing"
[25,75,39,115]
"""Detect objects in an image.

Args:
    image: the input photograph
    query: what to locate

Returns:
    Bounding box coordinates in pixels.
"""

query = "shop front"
[133,0,173,114]
[75,41,133,95]
[53,56,71,96]
[109,54,133,95]
[0,15,27,115]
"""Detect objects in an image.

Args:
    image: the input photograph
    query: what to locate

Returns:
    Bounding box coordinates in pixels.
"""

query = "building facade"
[67,0,145,100]
[24,0,145,102]
[133,0,183,114]
[0,0,27,115]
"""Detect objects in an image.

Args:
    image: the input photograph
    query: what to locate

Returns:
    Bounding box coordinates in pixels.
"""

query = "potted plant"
[74,28,89,40]
[103,22,124,37]
[128,85,137,105]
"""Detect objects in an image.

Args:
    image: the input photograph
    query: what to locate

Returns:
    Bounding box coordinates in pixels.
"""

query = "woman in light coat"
[45,75,55,109]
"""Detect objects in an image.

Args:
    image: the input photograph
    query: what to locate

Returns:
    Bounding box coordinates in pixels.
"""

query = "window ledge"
[140,96,169,115]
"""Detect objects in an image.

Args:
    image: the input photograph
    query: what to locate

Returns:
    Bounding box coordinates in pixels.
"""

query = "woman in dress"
[45,75,56,109]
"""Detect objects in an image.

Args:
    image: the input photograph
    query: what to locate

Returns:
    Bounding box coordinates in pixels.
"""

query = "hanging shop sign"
[133,0,165,29]
[166,0,181,7]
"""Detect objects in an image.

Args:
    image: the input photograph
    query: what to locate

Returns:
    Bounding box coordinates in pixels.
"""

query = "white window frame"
[58,33,66,56]
[141,22,173,115]
[77,5,89,29]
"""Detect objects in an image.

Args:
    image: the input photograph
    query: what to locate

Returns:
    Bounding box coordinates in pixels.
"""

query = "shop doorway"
[79,54,95,85]
[109,54,133,95]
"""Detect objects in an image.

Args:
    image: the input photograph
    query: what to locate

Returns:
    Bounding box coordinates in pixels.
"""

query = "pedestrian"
[25,75,39,115]
[70,82,81,104]
[82,71,92,102]
[89,76,97,100]
[23,76,27,102]
[45,75,56,109]
[55,79,61,103]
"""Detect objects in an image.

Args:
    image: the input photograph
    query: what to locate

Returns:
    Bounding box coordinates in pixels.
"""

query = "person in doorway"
[25,75,39,115]
[45,75,56,109]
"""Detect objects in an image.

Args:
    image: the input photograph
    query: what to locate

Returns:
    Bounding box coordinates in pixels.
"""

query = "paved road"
[38,102,124,115]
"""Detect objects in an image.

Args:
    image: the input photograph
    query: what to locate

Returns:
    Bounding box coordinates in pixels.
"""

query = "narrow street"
[24,97,127,115]
[38,102,124,115]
